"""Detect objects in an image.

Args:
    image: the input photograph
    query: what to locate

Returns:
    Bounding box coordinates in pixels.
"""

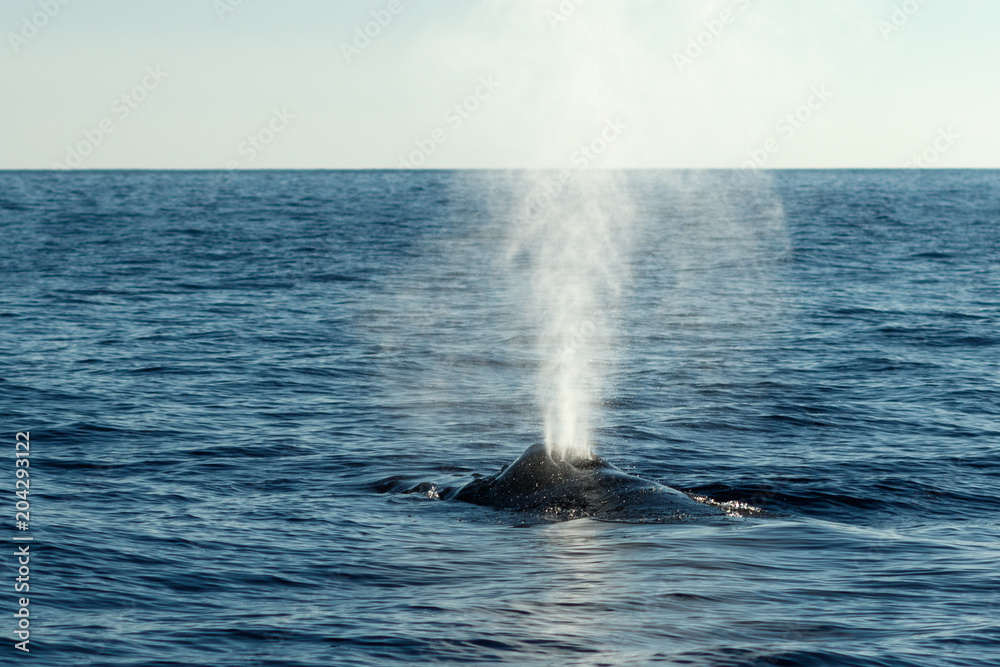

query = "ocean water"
[1,169,998,666]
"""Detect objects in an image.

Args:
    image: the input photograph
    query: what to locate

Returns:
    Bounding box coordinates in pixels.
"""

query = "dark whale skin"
[448,443,723,520]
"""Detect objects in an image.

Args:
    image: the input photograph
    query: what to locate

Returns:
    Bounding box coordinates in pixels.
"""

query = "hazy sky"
[2,0,998,169]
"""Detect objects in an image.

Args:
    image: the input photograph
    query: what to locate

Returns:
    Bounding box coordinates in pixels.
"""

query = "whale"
[446,443,725,521]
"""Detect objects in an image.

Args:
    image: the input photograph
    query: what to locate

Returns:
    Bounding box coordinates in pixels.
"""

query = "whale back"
[449,443,721,520]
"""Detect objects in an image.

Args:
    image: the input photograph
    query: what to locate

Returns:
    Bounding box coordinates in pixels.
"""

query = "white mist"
[506,170,632,460]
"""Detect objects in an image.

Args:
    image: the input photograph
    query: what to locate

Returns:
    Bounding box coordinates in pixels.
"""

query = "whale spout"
[448,443,723,520]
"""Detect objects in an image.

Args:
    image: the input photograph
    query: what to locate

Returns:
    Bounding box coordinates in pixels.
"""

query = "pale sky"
[2,0,998,169]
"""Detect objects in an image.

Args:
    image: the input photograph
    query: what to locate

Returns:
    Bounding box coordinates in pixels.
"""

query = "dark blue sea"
[2,170,998,667]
